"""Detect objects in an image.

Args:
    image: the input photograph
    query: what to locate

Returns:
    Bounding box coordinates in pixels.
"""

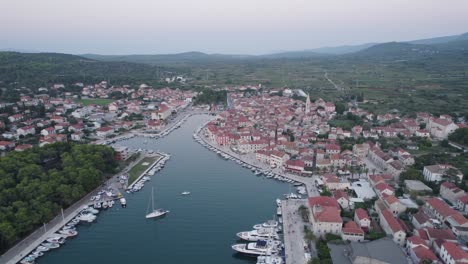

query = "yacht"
[76,213,97,222]
[253,220,279,230]
[232,240,280,256]
[237,228,279,241]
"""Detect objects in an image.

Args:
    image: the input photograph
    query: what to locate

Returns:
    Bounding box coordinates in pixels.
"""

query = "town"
[1,81,468,264]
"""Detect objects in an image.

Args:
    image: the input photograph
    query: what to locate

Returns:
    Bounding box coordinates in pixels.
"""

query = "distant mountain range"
[80,31,468,65]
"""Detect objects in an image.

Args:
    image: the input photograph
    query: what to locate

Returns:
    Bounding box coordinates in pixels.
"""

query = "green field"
[78,98,114,106]
[128,156,159,184]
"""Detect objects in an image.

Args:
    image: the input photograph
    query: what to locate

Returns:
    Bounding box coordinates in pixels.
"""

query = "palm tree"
[372,168,376,175]
[364,167,369,177]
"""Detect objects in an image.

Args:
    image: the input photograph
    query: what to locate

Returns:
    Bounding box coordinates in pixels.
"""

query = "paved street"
[282,199,311,264]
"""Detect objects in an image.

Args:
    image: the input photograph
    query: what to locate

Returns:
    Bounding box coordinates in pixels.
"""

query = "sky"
[1,0,467,55]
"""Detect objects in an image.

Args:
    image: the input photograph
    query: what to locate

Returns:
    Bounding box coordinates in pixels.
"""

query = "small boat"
[276,199,281,207]
[181,191,191,195]
[35,246,50,252]
[46,236,66,244]
[120,197,127,207]
[41,242,60,249]
[59,229,78,237]
[93,202,102,209]
[102,201,109,209]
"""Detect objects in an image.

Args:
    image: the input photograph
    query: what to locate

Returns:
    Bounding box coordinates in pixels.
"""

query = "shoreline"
[194,121,320,197]
[0,111,207,264]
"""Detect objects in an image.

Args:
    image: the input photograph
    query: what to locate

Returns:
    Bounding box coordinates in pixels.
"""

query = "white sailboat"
[145,187,169,219]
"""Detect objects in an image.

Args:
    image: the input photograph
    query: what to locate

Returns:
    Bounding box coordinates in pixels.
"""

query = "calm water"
[40,115,290,264]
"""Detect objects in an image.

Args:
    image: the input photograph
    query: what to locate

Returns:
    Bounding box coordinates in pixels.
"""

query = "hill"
[0,52,180,88]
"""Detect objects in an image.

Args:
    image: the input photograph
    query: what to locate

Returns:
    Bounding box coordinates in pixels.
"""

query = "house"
[411,210,433,229]
[354,208,371,230]
[440,241,468,264]
[341,221,365,242]
[147,120,163,131]
[382,194,407,216]
[269,151,289,168]
[425,198,468,227]
[71,132,84,142]
[14,144,33,152]
[285,159,305,173]
[308,197,343,237]
[457,195,468,214]
[96,127,114,137]
[379,209,406,246]
[375,183,394,197]
[8,114,24,123]
[325,144,341,154]
[151,104,172,120]
[113,146,131,161]
[334,190,350,210]
[440,182,466,205]
[322,173,350,191]
[16,125,36,137]
[0,141,16,151]
[423,164,463,182]
[406,236,438,264]
[427,118,459,139]
[40,127,56,136]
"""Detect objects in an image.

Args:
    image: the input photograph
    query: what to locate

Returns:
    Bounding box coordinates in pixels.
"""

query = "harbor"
[14,114,293,264]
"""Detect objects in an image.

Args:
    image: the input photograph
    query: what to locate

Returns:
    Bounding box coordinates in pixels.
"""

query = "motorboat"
[35,246,50,252]
[232,240,280,256]
[120,197,127,207]
[76,213,97,222]
[237,228,279,241]
[30,251,44,258]
[93,202,102,209]
[181,191,191,195]
[20,256,36,264]
[253,220,279,230]
[146,187,169,219]
[41,242,60,249]
[46,236,66,244]
[59,229,78,237]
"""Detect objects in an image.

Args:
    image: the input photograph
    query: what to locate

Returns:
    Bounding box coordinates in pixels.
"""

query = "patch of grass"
[128,156,159,184]
[78,98,114,106]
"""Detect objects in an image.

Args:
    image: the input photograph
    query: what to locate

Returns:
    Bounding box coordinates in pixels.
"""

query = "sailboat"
[145,187,169,219]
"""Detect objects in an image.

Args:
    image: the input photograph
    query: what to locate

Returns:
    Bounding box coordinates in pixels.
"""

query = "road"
[324,71,343,92]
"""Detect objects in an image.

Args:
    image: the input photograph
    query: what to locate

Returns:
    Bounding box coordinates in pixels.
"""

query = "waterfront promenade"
[282,199,312,264]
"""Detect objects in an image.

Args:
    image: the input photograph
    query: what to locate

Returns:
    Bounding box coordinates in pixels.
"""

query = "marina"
[26,114,293,264]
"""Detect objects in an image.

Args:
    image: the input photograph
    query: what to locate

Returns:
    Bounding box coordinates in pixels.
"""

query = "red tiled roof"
[426,198,457,219]
[407,236,428,247]
[308,196,340,210]
[426,228,456,241]
[442,242,468,261]
[315,207,342,223]
[342,221,364,235]
[355,208,370,221]
[412,246,438,262]
[381,209,403,233]
[383,195,399,205]
[376,183,394,193]
[333,190,349,200]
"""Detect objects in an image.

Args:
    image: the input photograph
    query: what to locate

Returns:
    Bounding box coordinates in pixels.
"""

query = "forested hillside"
[0,143,116,252]
[0,52,183,88]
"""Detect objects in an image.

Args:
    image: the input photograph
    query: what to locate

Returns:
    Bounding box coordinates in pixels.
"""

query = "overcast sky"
[1,0,467,55]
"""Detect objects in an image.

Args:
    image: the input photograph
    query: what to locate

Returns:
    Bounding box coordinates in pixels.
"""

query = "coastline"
[0,110,209,264]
